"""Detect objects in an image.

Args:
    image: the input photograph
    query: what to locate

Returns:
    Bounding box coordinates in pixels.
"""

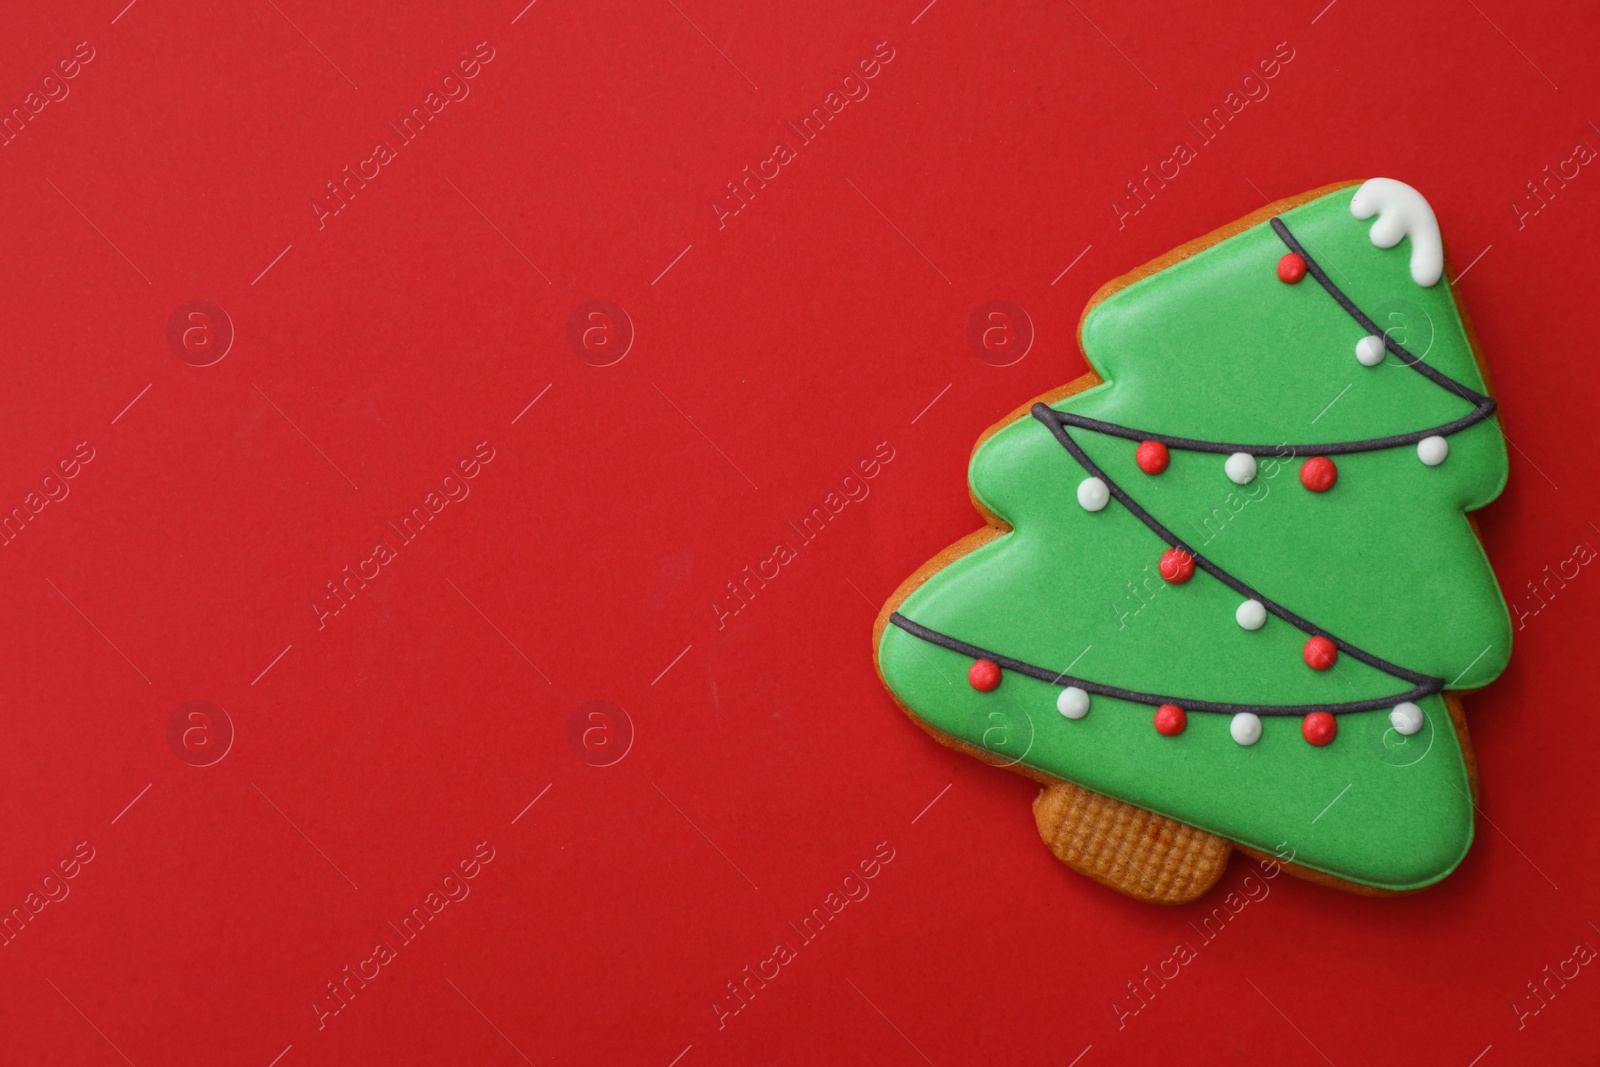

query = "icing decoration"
[1136,440,1170,474]
[1302,712,1337,746]
[969,659,1001,692]
[890,612,1439,717]
[1303,636,1338,671]
[1154,704,1187,736]
[1032,217,1496,463]
[1277,252,1307,283]
[1356,334,1387,366]
[1058,687,1090,719]
[1077,476,1110,511]
[1230,712,1262,746]
[876,183,1512,892]
[1159,548,1195,584]
[926,371,1469,714]
[1391,702,1424,735]
[1225,452,1258,485]
[1300,456,1337,492]
[1417,436,1449,466]
[1350,178,1444,287]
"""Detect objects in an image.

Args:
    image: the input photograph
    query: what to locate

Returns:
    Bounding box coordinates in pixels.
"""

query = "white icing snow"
[1350,178,1444,287]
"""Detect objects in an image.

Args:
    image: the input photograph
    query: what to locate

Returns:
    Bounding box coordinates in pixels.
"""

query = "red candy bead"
[1154,704,1187,737]
[1158,548,1195,584]
[1136,440,1170,474]
[1302,712,1337,746]
[1300,456,1338,492]
[1303,635,1338,671]
[968,659,1001,692]
[1277,253,1307,283]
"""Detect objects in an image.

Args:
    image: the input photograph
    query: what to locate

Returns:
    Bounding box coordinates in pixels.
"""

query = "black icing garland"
[888,614,1438,716]
[889,216,1497,718]
[1040,218,1496,456]
[1270,218,1493,410]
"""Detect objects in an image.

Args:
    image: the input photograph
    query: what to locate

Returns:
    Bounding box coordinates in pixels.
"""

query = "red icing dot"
[1300,456,1338,492]
[1277,253,1307,283]
[1158,548,1195,584]
[1302,711,1337,746]
[1136,440,1170,474]
[968,659,1001,692]
[1303,635,1338,670]
[1154,704,1187,737]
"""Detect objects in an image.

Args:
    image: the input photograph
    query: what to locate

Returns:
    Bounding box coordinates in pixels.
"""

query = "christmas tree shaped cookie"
[874,180,1511,902]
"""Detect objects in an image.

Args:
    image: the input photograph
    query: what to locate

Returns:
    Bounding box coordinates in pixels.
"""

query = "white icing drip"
[1350,178,1444,287]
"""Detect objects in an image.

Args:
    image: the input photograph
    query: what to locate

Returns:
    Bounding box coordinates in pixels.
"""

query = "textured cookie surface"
[1033,781,1233,904]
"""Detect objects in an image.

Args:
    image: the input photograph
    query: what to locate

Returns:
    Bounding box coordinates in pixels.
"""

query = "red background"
[3,1,1597,1064]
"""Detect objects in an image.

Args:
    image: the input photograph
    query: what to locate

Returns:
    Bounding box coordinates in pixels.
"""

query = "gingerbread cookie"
[874,179,1511,903]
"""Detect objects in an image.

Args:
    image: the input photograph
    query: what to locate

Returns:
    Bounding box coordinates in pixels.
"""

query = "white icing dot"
[1417,436,1448,466]
[1057,687,1090,719]
[1236,599,1267,630]
[1230,712,1262,746]
[1225,452,1258,485]
[1391,702,1424,736]
[1356,335,1387,366]
[1077,477,1110,511]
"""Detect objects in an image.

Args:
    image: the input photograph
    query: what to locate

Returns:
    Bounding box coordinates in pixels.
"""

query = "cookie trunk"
[1032,780,1232,904]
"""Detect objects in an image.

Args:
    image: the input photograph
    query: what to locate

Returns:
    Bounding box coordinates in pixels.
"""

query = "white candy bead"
[1236,599,1267,630]
[1417,436,1448,466]
[1225,452,1258,485]
[1391,702,1424,736]
[1077,477,1110,512]
[1356,334,1387,366]
[1057,687,1090,719]
[1230,712,1262,746]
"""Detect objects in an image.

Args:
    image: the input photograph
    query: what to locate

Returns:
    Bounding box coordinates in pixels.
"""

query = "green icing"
[878,185,1512,891]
